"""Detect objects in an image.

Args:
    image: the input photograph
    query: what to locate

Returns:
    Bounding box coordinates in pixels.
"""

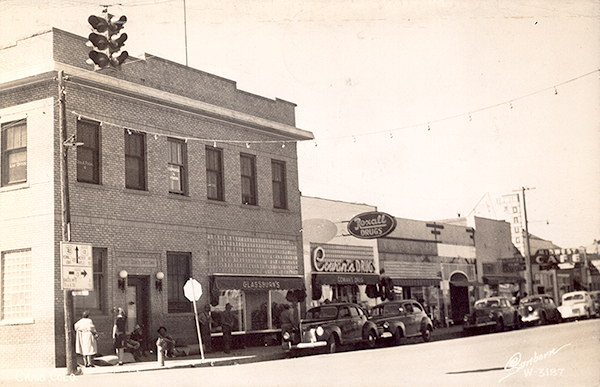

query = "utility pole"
[58,70,78,375]
[520,186,535,295]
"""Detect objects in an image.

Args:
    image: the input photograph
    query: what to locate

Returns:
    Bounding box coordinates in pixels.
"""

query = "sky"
[1,0,599,249]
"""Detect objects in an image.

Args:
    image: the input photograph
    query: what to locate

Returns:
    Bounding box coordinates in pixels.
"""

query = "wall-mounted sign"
[347,211,397,239]
[532,248,584,270]
[312,246,376,274]
[61,242,93,290]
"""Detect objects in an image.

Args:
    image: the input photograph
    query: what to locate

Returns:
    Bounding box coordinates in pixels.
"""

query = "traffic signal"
[86,13,128,69]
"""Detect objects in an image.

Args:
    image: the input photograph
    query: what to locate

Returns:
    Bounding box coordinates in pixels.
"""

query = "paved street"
[2,319,598,387]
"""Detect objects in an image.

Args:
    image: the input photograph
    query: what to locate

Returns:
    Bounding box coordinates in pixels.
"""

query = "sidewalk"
[0,325,464,379]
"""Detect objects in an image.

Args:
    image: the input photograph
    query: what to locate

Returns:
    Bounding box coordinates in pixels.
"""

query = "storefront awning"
[483,275,526,285]
[211,274,304,292]
[449,280,485,287]
[393,278,441,287]
[313,273,380,285]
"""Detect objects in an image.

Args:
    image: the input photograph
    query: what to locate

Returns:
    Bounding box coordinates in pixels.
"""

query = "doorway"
[126,276,150,347]
[449,273,470,324]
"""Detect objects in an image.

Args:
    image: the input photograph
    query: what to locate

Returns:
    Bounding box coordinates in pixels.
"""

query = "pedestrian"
[74,310,98,367]
[198,304,213,353]
[112,307,127,365]
[221,303,234,354]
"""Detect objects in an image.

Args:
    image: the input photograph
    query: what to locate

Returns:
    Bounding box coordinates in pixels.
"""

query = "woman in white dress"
[74,310,99,367]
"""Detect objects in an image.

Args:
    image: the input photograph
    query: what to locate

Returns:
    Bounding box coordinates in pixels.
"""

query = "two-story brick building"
[0,28,313,368]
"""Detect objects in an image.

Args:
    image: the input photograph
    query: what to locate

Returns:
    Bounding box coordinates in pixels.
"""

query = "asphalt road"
[4,319,599,387]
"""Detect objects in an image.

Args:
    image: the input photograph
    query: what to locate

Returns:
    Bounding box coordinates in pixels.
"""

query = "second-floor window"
[168,138,187,194]
[124,130,146,190]
[240,153,257,205]
[271,160,287,209]
[206,147,224,201]
[1,119,27,186]
[77,120,100,184]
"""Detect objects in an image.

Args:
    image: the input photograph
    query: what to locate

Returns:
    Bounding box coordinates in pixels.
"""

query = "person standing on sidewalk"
[221,303,234,354]
[74,310,98,367]
[198,304,213,353]
[112,307,127,365]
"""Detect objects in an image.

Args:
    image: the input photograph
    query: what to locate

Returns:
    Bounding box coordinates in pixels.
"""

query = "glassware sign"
[347,211,397,239]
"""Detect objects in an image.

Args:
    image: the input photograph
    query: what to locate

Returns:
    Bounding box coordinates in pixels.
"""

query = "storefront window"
[211,289,292,332]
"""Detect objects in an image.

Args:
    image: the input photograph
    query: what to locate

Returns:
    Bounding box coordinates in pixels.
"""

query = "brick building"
[0,28,313,368]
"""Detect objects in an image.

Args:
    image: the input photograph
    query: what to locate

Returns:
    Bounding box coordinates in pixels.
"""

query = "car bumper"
[558,307,585,319]
[521,314,540,323]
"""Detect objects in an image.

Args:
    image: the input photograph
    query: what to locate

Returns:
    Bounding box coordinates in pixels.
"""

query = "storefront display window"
[211,289,292,332]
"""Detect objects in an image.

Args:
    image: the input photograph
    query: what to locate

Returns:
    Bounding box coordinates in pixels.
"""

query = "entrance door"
[126,276,150,346]
[449,273,470,324]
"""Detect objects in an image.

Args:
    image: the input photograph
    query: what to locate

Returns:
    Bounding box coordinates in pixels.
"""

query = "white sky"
[1,0,599,248]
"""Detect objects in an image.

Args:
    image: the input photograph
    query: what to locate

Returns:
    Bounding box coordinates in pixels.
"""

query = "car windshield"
[474,299,499,309]
[563,294,584,302]
[520,297,542,305]
[306,306,339,319]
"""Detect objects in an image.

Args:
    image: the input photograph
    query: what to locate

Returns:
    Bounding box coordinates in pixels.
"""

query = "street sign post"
[183,278,205,361]
[61,242,93,290]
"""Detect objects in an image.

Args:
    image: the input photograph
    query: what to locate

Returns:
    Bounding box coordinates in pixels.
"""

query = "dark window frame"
[167,252,192,313]
[206,147,224,201]
[240,153,257,205]
[76,119,101,184]
[1,119,27,186]
[271,160,287,209]
[168,138,187,195]
[124,130,146,190]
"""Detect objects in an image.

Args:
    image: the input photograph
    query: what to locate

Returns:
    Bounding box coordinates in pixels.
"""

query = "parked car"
[282,302,377,354]
[589,290,600,316]
[557,291,595,320]
[518,294,562,326]
[463,296,521,334]
[368,300,433,345]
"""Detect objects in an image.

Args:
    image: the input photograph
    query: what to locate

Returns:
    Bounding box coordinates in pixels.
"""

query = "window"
[206,147,224,201]
[1,119,27,186]
[167,252,192,313]
[240,154,257,205]
[271,160,287,209]
[168,139,187,194]
[1,249,32,322]
[124,130,146,190]
[77,120,100,184]
[74,248,106,314]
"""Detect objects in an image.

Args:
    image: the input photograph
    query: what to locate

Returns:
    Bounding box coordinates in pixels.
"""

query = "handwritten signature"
[499,343,571,383]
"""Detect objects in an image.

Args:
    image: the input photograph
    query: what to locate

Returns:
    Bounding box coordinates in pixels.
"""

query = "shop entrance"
[449,273,470,324]
[126,276,150,345]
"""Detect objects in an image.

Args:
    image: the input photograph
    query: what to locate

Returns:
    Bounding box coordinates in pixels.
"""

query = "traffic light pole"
[58,70,78,375]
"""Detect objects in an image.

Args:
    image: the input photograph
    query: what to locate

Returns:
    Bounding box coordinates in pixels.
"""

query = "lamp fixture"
[118,270,128,292]
[155,271,164,292]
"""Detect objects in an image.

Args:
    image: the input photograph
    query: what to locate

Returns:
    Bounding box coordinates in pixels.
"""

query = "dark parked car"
[369,300,433,345]
[282,302,378,354]
[463,296,521,334]
[518,294,561,326]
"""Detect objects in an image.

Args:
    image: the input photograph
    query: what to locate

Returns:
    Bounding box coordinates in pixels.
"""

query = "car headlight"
[489,312,495,319]
[383,322,389,329]
[316,326,324,337]
[282,331,290,340]
[527,306,533,313]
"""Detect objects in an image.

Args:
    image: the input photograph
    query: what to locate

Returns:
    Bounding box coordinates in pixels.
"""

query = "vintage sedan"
[557,291,595,320]
[282,302,378,354]
[369,300,433,345]
[518,294,562,326]
[463,297,521,334]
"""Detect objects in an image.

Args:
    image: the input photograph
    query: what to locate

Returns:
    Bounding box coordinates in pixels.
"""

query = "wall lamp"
[156,271,164,292]
[118,270,128,292]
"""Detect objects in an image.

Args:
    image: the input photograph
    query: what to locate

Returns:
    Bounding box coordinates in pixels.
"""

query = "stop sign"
[183,279,202,302]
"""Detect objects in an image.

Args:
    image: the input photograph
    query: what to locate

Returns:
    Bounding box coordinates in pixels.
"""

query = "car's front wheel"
[326,335,338,354]
[495,318,504,332]
[392,328,403,346]
[365,330,377,349]
[422,326,432,342]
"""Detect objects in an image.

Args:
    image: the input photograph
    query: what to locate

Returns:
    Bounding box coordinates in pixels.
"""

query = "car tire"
[392,329,403,346]
[539,312,547,326]
[366,330,377,349]
[326,335,338,354]
[495,318,504,333]
[422,326,432,342]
